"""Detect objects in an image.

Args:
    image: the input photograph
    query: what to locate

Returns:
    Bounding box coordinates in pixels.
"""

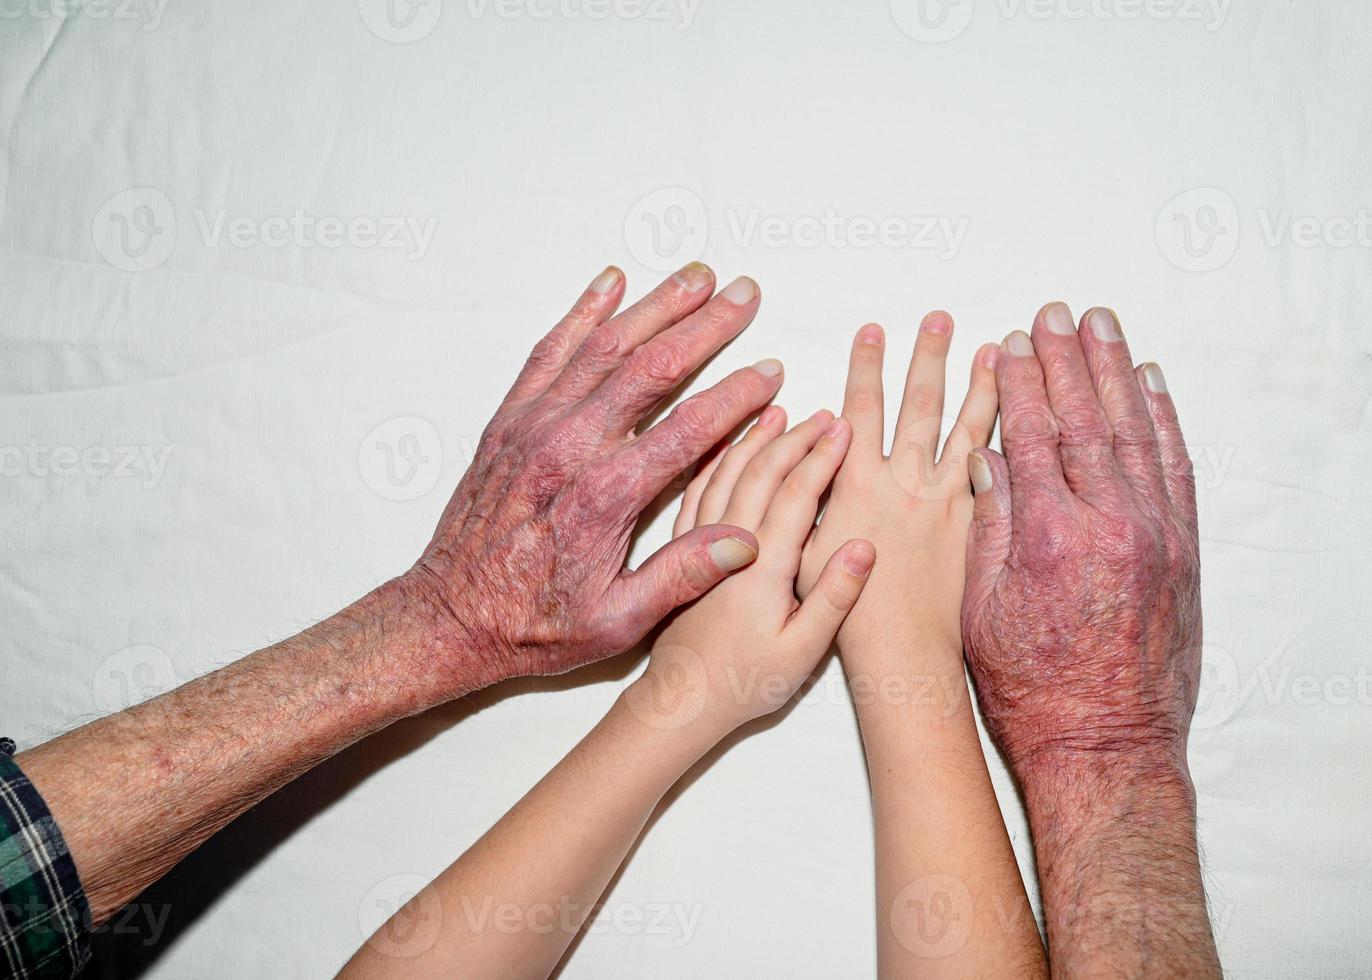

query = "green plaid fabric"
[0,747,90,979]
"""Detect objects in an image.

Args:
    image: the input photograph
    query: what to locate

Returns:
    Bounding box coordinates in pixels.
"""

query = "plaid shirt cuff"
[0,745,91,979]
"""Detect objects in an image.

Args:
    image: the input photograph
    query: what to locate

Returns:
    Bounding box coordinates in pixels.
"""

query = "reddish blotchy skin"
[397,267,780,693]
[963,490,1201,771]
[961,312,1202,779]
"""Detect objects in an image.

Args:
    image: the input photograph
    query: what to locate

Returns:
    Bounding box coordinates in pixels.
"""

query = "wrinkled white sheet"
[1,1,1368,976]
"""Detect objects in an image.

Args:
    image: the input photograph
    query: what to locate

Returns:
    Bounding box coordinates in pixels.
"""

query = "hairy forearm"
[841,626,1046,978]
[17,575,475,925]
[342,679,724,979]
[1022,754,1220,979]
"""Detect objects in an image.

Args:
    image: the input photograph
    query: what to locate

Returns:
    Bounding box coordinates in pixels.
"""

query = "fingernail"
[1142,362,1168,393]
[857,323,884,346]
[979,344,1000,370]
[968,453,993,492]
[922,311,953,336]
[673,262,713,292]
[710,536,757,571]
[825,417,847,439]
[753,358,783,378]
[758,405,785,427]
[590,266,621,294]
[842,541,876,576]
[1089,308,1123,342]
[719,276,759,305]
[1004,331,1034,357]
[1043,302,1075,335]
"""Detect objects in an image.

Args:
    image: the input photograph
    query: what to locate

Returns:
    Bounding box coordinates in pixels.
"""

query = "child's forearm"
[840,628,1047,979]
[340,679,727,980]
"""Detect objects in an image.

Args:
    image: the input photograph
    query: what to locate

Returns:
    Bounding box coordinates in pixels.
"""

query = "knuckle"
[526,329,573,371]
[1107,513,1163,564]
[1111,412,1157,447]
[1020,514,1079,572]
[847,388,882,414]
[582,324,627,364]
[569,466,621,516]
[903,385,941,419]
[625,342,688,388]
[1001,406,1059,447]
[670,395,727,440]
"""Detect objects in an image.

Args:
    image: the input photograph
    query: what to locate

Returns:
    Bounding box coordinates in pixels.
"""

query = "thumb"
[965,449,1012,616]
[605,524,759,641]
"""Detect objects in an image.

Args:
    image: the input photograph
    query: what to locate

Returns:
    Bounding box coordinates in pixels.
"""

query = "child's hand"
[628,407,876,734]
[798,314,999,654]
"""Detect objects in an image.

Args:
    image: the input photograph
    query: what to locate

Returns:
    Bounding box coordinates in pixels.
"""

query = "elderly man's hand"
[404,264,781,692]
[960,303,1218,978]
[961,302,1201,777]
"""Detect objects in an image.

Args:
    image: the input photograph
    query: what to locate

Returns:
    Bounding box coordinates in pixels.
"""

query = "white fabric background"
[1,0,1368,976]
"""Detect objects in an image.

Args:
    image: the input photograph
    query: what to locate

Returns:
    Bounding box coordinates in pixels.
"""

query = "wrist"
[330,573,501,722]
[613,676,733,763]
[1019,750,1215,970]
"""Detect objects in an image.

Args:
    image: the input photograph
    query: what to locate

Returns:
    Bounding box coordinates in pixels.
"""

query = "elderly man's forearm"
[16,573,484,925]
[1022,753,1220,979]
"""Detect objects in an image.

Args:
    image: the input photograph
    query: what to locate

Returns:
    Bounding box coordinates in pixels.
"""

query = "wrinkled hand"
[961,303,1200,777]
[405,264,782,691]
